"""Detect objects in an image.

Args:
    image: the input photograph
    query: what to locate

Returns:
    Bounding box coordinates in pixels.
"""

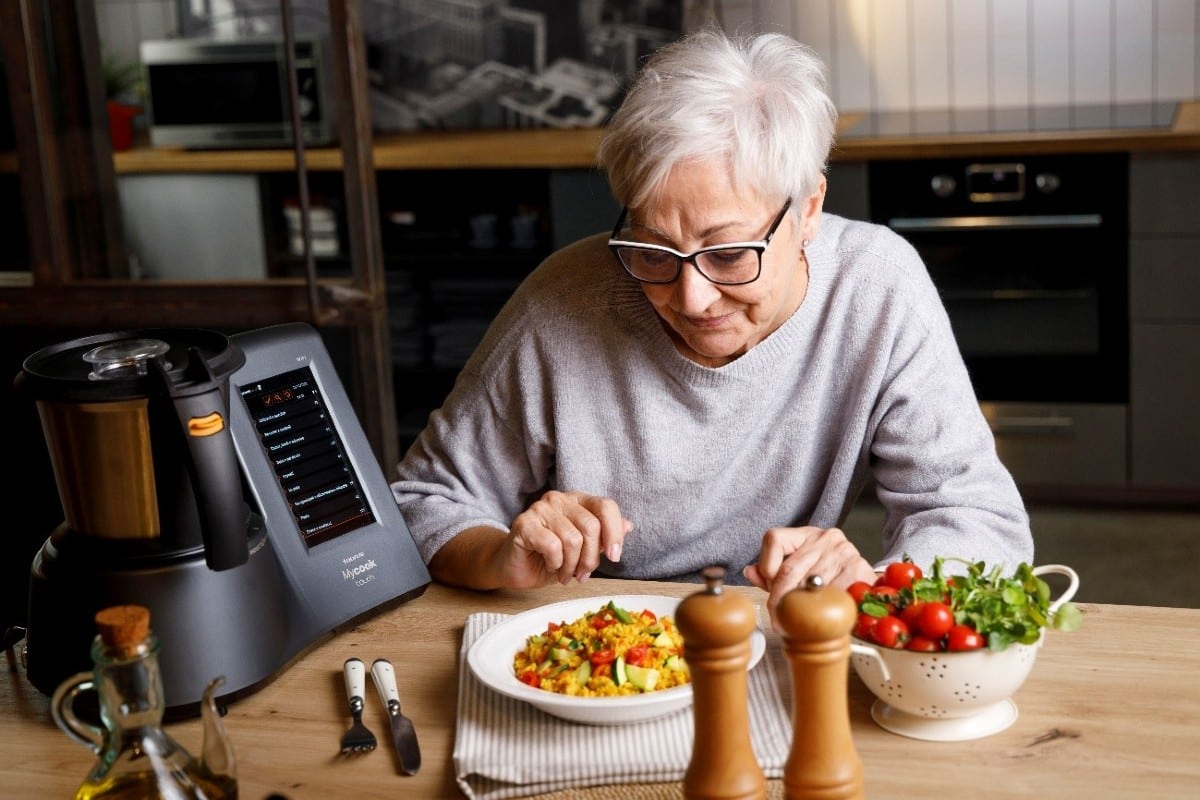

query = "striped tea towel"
[454,612,792,800]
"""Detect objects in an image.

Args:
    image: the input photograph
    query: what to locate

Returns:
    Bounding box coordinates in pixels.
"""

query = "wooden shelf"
[10,103,1200,177]
[112,127,608,174]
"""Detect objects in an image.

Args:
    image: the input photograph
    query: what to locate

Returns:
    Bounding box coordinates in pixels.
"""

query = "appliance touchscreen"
[239,366,375,547]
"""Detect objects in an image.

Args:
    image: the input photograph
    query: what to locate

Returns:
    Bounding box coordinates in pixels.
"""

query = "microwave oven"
[140,37,337,149]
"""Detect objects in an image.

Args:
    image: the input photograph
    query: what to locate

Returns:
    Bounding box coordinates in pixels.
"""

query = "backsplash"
[98,0,1198,121]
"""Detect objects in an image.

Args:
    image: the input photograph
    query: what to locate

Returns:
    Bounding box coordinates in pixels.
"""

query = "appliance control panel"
[229,323,429,632]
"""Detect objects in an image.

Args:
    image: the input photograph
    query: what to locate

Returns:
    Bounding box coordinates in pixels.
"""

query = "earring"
[802,239,811,247]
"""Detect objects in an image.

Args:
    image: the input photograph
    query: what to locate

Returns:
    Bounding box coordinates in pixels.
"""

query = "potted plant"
[103,54,143,151]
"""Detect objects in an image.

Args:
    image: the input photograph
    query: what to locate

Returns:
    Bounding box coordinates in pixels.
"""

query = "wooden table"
[3,579,1198,798]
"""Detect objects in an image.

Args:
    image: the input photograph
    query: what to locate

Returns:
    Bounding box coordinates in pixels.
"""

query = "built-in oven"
[868,153,1130,488]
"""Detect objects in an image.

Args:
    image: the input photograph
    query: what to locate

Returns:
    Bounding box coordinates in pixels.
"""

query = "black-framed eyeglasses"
[607,198,793,285]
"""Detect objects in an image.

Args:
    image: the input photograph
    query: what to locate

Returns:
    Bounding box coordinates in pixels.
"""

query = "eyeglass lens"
[614,246,760,284]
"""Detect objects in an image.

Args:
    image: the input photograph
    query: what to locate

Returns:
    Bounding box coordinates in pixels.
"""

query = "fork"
[340,657,377,755]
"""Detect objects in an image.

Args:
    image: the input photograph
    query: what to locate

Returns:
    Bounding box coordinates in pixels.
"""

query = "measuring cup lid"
[19,328,244,402]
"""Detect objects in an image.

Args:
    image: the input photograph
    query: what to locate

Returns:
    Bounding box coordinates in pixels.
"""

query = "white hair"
[597,25,837,213]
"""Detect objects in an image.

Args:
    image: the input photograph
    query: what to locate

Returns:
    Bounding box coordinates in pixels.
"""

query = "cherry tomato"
[904,635,940,652]
[847,581,873,606]
[625,644,650,667]
[899,600,925,628]
[853,612,879,640]
[870,615,910,649]
[640,609,657,622]
[883,560,923,591]
[946,623,986,651]
[589,649,616,666]
[917,601,955,640]
[866,584,900,615]
[518,670,540,687]
[591,611,616,629]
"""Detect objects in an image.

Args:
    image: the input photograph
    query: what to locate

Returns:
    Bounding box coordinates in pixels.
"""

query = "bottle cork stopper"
[94,605,151,654]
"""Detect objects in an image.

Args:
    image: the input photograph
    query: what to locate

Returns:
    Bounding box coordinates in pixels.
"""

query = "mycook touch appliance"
[19,322,430,714]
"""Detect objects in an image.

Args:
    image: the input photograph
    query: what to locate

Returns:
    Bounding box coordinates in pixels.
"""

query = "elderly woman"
[391,27,1033,620]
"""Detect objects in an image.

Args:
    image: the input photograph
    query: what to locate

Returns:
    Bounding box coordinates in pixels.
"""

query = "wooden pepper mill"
[675,564,765,800]
[776,575,864,800]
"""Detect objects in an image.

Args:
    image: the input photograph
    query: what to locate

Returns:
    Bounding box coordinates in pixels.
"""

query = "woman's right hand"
[501,490,633,587]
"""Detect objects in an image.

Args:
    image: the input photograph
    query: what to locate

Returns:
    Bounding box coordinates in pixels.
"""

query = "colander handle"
[850,642,891,682]
[1032,564,1080,613]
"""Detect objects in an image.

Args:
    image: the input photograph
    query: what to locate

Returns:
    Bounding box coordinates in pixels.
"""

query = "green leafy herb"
[907,557,1081,651]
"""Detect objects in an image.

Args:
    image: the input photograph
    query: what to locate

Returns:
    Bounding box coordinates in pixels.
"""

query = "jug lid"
[20,328,244,402]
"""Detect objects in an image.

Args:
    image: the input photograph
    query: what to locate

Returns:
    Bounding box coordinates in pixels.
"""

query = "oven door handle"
[888,214,1103,232]
[987,414,1076,435]
[941,289,1094,301]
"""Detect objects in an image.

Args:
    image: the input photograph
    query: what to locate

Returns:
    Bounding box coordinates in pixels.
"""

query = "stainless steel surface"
[887,213,1102,231]
[370,658,421,775]
[340,658,376,755]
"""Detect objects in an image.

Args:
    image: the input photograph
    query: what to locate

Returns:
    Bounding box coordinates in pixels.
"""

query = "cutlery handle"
[370,658,400,707]
[344,657,366,704]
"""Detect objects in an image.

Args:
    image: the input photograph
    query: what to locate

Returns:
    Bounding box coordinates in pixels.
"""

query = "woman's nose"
[673,260,720,311]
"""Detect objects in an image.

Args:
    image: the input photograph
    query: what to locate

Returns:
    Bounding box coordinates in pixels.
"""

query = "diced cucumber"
[665,654,686,672]
[646,624,664,635]
[652,631,673,647]
[574,661,592,687]
[624,663,659,691]
[550,647,572,662]
[613,654,627,687]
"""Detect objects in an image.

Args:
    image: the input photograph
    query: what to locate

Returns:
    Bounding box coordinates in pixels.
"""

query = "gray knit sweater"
[391,213,1033,582]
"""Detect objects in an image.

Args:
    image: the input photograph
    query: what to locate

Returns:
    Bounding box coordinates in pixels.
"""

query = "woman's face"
[629,159,825,367]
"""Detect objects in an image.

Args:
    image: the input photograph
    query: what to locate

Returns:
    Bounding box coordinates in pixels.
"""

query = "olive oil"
[51,606,238,800]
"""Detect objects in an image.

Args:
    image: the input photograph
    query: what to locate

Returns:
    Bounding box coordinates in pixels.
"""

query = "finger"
[512,502,588,584]
[580,495,631,567]
[742,563,768,591]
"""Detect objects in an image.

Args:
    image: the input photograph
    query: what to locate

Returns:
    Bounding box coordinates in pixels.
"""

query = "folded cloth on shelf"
[455,612,792,800]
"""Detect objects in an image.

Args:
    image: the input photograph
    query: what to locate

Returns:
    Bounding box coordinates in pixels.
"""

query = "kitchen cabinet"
[1129,153,1200,490]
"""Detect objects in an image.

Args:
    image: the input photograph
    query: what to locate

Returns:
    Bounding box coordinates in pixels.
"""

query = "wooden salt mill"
[776,575,864,800]
[675,564,765,800]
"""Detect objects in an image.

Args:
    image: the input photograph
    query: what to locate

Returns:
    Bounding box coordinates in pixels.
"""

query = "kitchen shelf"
[6,102,1200,179]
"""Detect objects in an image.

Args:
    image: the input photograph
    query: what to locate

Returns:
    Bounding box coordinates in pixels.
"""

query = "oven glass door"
[869,154,1128,405]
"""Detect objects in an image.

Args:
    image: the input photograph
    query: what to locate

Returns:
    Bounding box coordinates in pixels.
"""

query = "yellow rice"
[513,601,689,696]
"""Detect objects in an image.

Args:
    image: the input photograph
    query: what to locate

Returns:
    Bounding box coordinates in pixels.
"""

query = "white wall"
[713,0,1198,119]
[98,0,1200,119]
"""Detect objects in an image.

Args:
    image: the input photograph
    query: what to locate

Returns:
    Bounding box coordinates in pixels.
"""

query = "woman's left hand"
[743,525,876,629]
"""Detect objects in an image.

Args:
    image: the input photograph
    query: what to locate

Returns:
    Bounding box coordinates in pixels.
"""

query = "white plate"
[467,594,766,726]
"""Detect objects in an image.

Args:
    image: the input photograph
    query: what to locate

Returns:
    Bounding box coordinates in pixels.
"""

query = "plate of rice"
[467,594,766,725]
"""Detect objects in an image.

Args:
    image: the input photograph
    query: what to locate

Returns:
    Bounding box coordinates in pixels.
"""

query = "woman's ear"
[798,176,827,241]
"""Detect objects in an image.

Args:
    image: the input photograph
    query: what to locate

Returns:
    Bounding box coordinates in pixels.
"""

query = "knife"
[370,658,421,775]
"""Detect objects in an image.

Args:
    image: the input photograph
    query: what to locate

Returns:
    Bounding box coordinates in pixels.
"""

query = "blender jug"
[20,329,249,567]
